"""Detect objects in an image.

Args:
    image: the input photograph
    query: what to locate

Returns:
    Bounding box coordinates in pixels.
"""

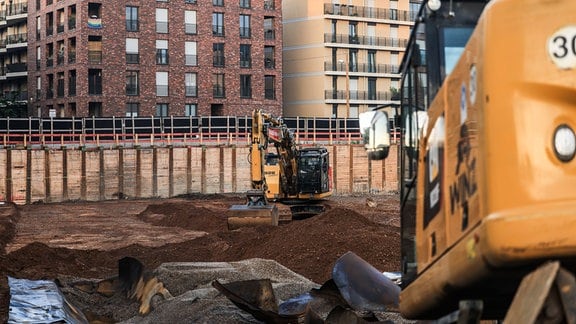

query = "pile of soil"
[0,194,401,322]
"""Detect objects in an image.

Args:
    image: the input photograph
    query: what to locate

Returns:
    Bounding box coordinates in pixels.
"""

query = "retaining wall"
[0,144,398,204]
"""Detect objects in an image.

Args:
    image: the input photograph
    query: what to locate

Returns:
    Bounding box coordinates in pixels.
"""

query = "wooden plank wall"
[0,145,398,204]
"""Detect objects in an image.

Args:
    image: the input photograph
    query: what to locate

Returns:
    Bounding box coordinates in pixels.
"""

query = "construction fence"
[0,144,398,205]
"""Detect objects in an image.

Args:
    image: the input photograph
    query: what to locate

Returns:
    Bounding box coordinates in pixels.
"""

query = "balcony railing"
[126,53,139,64]
[185,23,197,34]
[323,3,417,22]
[324,61,399,74]
[264,0,274,10]
[156,85,169,97]
[185,55,197,66]
[6,2,28,17]
[6,63,27,73]
[324,90,398,101]
[213,86,225,98]
[88,51,102,64]
[6,33,27,45]
[68,52,76,63]
[324,33,408,48]
[68,18,76,30]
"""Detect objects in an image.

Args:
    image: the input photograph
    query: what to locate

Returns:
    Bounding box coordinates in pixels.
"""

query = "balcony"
[324,61,399,74]
[324,33,408,48]
[324,90,398,101]
[6,2,27,23]
[323,3,417,22]
[6,33,27,49]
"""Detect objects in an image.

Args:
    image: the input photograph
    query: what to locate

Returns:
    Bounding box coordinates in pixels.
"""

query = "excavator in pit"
[227,109,332,229]
[356,0,576,322]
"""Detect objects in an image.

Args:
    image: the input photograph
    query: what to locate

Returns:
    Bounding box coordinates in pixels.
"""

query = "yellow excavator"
[358,0,576,322]
[228,109,332,229]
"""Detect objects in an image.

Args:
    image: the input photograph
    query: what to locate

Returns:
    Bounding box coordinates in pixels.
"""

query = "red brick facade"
[27,0,283,117]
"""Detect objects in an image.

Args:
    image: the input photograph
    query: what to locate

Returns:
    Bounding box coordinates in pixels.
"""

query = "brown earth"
[0,193,401,323]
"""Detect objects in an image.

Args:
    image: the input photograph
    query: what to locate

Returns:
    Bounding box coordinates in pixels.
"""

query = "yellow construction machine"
[358,0,576,322]
[228,109,332,229]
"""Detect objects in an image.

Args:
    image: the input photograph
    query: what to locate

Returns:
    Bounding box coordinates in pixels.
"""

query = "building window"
[240,75,252,98]
[185,73,197,97]
[264,46,275,69]
[57,72,65,97]
[240,44,251,68]
[68,70,76,96]
[390,0,398,20]
[88,102,102,117]
[264,0,274,10]
[126,6,139,31]
[264,17,274,40]
[239,0,250,8]
[239,14,251,38]
[264,75,275,99]
[88,3,102,29]
[332,104,338,118]
[68,37,76,63]
[349,22,359,44]
[156,8,168,33]
[213,73,225,98]
[212,13,224,36]
[156,72,169,96]
[126,103,139,117]
[349,49,358,72]
[185,42,197,66]
[185,11,197,34]
[156,40,169,64]
[88,36,102,64]
[213,43,225,67]
[126,38,139,64]
[68,5,77,30]
[185,0,197,3]
[368,50,376,73]
[213,0,224,6]
[368,78,377,100]
[185,104,197,116]
[156,103,169,117]
[126,71,139,96]
[88,69,102,95]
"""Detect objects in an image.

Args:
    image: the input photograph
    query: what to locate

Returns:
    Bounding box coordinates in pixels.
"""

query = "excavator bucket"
[228,190,279,229]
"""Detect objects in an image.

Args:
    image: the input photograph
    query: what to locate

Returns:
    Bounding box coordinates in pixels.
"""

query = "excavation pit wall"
[0,144,398,204]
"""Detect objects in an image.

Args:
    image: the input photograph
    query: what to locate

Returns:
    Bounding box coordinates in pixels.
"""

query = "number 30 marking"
[548,26,576,69]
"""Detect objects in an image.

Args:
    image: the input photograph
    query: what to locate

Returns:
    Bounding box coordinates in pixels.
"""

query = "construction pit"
[0,193,404,323]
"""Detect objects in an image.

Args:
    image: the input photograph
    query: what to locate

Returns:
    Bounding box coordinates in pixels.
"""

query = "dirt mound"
[0,195,401,322]
[139,201,228,232]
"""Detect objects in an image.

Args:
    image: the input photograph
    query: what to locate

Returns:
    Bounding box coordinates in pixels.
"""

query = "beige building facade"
[282,0,420,120]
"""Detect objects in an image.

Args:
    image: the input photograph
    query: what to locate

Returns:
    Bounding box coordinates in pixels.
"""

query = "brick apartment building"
[9,0,282,118]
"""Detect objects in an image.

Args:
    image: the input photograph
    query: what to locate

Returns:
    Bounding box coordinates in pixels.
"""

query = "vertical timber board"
[118,148,124,198]
[335,145,350,194]
[44,150,51,203]
[219,147,224,193]
[122,149,137,198]
[168,146,174,197]
[27,149,32,204]
[221,146,234,193]
[234,146,251,193]
[26,150,47,203]
[81,150,87,200]
[370,157,384,193]
[155,147,170,198]
[66,150,82,200]
[186,147,192,194]
[0,150,6,201]
[352,145,370,193]
[204,147,220,193]
[172,147,188,196]
[5,150,12,202]
[139,148,154,198]
[231,147,237,193]
[331,146,337,194]
[136,148,141,198]
[386,145,399,192]
[349,145,354,193]
[10,150,27,204]
[102,149,119,200]
[189,147,203,193]
[46,150,64,203]
[201,147,206,193]
[99,149,105,201]
[85,150,101,201]
[62,148,68,201]
[152,147,158,197]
